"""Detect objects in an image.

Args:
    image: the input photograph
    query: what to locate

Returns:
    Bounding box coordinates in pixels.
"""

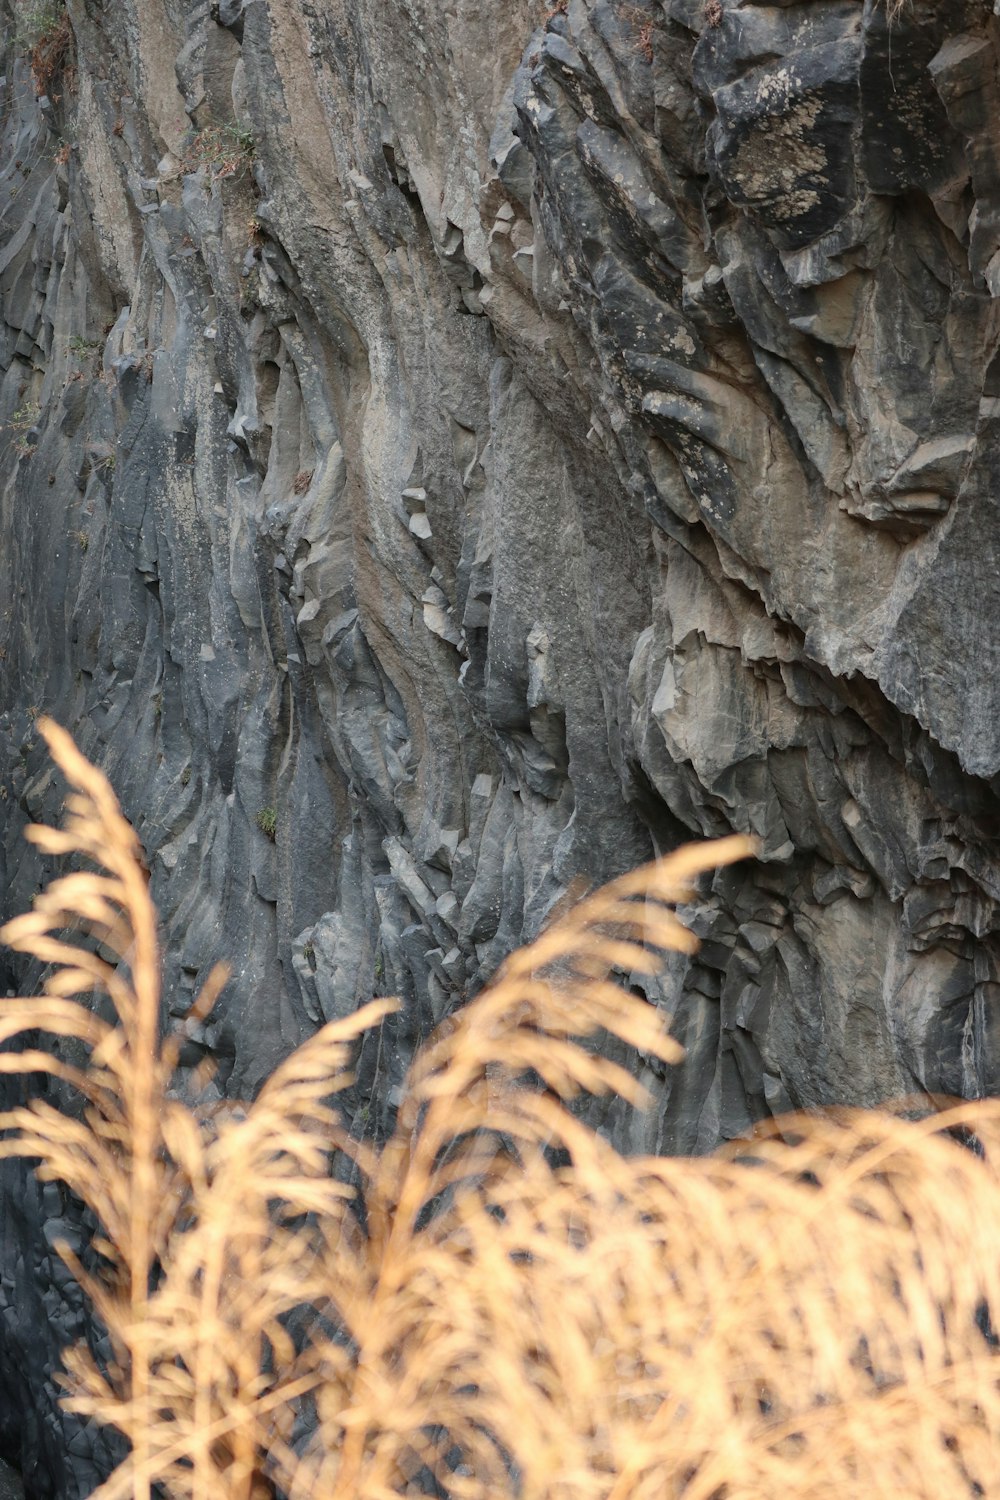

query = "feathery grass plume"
[283,837,755,1500]
[0,720,392,1500]
[281,1077,1000,1493]
[6,728,1000,1499]
[70,996,396,1500]
[0,716,181,1500]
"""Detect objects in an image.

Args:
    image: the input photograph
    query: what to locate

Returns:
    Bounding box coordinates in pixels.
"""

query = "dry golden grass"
[2,722,1000,1499]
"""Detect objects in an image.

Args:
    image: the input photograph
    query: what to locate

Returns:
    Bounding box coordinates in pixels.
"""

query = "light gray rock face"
[2,0,1000,1487]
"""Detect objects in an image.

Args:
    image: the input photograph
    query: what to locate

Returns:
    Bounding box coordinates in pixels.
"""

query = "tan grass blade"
[9,728,1000,1500]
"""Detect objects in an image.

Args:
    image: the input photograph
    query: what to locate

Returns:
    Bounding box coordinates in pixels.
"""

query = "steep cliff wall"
[2,0,1000,1489]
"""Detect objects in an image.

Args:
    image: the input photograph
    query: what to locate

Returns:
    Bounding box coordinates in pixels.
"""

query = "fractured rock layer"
[1,0,1000,1487]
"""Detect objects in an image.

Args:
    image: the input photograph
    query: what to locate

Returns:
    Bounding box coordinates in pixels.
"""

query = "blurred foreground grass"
[0,722,999,1500]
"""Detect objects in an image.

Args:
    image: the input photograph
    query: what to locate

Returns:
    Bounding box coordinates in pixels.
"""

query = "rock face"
[2,0,1000,1488]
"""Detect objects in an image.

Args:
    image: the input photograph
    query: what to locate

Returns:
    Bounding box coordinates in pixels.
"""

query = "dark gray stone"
[3,0,1000,1490]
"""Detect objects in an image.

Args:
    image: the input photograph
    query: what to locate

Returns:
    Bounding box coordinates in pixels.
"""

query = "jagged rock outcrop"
[2,0,1000,1489]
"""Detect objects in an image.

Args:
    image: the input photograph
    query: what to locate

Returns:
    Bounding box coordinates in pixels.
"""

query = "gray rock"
[3,0,1000,1489]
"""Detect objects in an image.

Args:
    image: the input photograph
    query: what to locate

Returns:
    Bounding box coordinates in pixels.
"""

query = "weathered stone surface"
[3,0,1000,1488]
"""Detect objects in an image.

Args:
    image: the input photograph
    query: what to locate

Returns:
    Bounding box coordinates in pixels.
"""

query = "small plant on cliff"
[620,3,656,61]
[93,453,115,476]
[7,731,1000,1499]
[182,122,256,185]
[255,806,277,841]
[6,399,41,458]
[65,335,101,361]
[14,1,72,94]
[13,0,62,45]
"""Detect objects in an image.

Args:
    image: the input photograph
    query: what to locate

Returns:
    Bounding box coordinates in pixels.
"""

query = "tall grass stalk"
[3,723,1000,1498]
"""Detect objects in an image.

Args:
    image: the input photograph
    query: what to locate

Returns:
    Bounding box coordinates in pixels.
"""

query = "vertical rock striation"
[2,0,1000,1487]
